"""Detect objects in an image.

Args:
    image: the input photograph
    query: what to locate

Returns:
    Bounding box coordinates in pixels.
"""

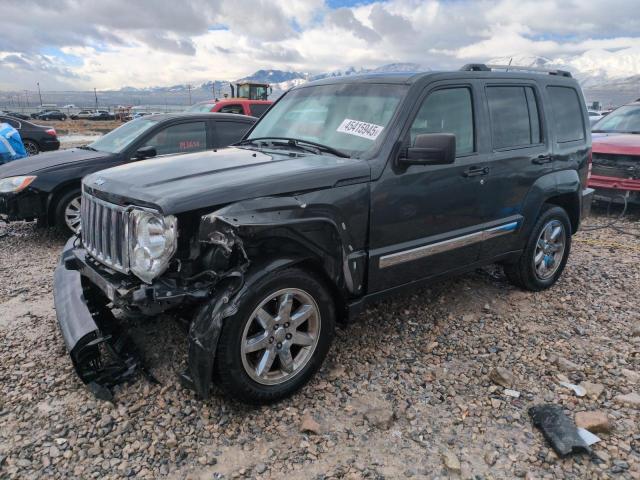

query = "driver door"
[368,83,487,292]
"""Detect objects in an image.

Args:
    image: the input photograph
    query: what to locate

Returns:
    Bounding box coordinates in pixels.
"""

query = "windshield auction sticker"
[336,119,384,140]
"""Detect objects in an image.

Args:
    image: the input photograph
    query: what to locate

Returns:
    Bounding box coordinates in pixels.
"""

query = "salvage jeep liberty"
[54,64,594,403]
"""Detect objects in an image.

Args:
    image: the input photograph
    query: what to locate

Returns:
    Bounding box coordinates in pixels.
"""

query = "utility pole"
[94,88,98,110]
[37,82,43,106]
[24,90,30,107]
[211,82,215,100]
[187,84,192,105]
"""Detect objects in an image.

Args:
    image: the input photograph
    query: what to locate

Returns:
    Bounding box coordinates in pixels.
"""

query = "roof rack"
[459,63,572,78]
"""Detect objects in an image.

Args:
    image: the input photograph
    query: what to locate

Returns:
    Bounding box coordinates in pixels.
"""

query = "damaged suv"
[54,65,594,403]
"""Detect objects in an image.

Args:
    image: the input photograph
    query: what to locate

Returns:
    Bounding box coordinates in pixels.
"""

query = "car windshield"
[592,105,640,133]
[188,102,216,113]
[247,83,408,157]
[88,118,158,153]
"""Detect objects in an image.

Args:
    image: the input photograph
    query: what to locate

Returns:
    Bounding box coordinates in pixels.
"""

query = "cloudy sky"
[1,0,639,90]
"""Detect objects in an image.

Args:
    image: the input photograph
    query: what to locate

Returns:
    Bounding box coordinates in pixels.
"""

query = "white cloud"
[1,0,639,90]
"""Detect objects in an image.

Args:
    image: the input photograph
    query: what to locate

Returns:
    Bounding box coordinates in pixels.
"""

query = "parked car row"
[2,65,592,405]
[0,115,60,155]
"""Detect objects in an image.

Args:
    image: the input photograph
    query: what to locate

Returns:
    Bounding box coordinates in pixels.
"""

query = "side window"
[409,88,474,155]
[143,122,207,156]
[215,121,252,147]
[249,104,270,117]
[546,86,585,143]
[486,86,541,149]
[218,104,244,115]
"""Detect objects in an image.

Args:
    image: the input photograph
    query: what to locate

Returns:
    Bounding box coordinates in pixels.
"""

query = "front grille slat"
[81,191,129,273]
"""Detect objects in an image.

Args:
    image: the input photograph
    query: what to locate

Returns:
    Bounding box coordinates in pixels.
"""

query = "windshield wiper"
[238,137,350,158]
[77,145,97,151]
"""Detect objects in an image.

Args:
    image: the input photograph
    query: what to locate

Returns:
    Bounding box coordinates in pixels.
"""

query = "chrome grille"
[81,191,129,273]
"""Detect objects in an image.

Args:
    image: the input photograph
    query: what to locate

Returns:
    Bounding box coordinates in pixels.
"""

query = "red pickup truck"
[589,100,640,204]
[188,99,272,118]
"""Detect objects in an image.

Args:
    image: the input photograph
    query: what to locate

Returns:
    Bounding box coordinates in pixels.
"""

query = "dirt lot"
[0,211,639,479]
[45,119,122,136]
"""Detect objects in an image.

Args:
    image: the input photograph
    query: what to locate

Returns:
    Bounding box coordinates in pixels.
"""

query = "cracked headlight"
[129,209,177,284]
[0,176,37,193]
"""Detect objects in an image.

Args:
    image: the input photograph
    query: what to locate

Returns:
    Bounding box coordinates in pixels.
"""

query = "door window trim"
[484,83,546,152]
[401,83,479,159]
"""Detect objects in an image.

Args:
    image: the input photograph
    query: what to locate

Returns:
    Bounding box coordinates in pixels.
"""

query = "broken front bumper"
[53,238,141,389]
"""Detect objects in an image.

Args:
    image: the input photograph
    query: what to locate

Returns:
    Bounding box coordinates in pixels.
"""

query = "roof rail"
[459,63,572,78]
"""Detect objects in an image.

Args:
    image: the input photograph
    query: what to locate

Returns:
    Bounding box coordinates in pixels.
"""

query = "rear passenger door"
[477,82,551,259]
[138,121,209,157]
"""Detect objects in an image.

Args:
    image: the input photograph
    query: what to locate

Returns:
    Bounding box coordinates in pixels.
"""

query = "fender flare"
[185,255,310,398]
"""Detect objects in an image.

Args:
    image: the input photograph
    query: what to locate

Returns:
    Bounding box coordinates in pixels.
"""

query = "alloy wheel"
[241,288,321,385]
[23,141,39,156]
[533,219,566,280]
[64,196,82,234]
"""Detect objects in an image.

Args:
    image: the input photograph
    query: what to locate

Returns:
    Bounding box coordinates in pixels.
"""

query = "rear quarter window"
[486,86,541,149]
[249,104,271,117]
[546,86,585,143]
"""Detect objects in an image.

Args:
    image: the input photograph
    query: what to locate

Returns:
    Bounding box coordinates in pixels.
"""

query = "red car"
[589,100,640,204]
[188,98,272,117]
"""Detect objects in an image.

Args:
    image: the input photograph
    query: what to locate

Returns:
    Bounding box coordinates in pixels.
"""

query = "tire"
[504,205,572,291]
[214,267,335,404]
[54,189,82,235]
[23,139,39,156]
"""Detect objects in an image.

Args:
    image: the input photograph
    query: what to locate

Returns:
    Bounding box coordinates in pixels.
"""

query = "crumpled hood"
[0,148,108,177]
[84,147,371,214]
[592,133,640,156]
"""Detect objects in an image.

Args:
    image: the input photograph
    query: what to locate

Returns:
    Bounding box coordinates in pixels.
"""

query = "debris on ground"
[529,404,591,457]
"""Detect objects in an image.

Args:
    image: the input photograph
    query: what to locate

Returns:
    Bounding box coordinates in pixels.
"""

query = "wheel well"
[47,183,81,226]
[544,192,579,233]
[21,137,38,146]
[296,258,348,323]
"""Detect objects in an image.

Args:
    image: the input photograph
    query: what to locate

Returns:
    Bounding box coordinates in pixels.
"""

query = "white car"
[588,110,604,126]
[70,110,95,120]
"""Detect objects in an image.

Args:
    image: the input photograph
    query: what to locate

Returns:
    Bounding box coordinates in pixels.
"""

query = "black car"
[0,113,255,233]
[31,110,67,121]
[4,112,31,120]
[53,65,593,404]
[88,111,115,121]
[0,115,60,155]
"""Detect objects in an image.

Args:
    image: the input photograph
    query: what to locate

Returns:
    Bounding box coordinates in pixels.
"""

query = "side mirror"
[135,145,157,159]
[399,133,456,166]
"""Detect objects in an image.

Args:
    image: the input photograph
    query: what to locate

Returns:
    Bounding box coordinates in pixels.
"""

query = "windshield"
[248,83,408,157]
[593,105,640,133]
[187,102,216,113]
[88,118,158,153]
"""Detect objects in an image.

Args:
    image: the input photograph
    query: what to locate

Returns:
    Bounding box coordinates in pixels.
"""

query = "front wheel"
[55,189,82,235]
[23,140,39,156]
[504,205,572,291]
[214,268,335,404]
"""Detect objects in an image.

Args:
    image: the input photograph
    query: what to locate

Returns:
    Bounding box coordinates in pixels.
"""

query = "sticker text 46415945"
[336,119,384,140]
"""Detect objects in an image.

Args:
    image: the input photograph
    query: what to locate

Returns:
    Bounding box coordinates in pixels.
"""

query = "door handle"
[532,155,553,165]
[463,166,490,177]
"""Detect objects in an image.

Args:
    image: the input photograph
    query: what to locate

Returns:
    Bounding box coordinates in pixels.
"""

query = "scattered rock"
[300,414,322,435]
[484,450,499,466]
[489,367,514,388]
[579,382,604,399]
[632,324,640,337]
[442,450,461,473]
[327,364,346,381]
[555,356,582,372]
[613,392,640,407]
[504,389,520,398]
[363,408,395,430]
[620,368,639,384]
[575,411,612,433]
[255,463,268,474]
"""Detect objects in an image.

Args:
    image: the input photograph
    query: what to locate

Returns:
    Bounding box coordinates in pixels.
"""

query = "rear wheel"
[504,205,571,291]
[23,140,39,156]
[55,189,82,235]
[215,268,335,404]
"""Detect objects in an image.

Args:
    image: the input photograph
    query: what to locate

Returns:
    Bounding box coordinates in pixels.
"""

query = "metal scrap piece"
[529,404,592,457]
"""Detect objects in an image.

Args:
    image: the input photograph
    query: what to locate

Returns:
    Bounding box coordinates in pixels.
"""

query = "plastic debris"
[577,428,601,446]
[559,381,587,397]
[529,404,591,457]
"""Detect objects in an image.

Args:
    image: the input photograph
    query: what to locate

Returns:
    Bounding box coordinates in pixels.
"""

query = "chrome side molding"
[379,221,519,269]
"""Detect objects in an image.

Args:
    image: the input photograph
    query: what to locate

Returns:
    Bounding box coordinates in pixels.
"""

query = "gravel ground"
[0,210,639,480]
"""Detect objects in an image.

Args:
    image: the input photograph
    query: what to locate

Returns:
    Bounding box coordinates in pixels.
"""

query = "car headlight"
[128,209,178,284]
[0,176,37,193]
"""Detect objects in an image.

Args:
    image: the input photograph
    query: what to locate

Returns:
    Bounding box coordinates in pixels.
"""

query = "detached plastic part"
[529,404,591,457]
